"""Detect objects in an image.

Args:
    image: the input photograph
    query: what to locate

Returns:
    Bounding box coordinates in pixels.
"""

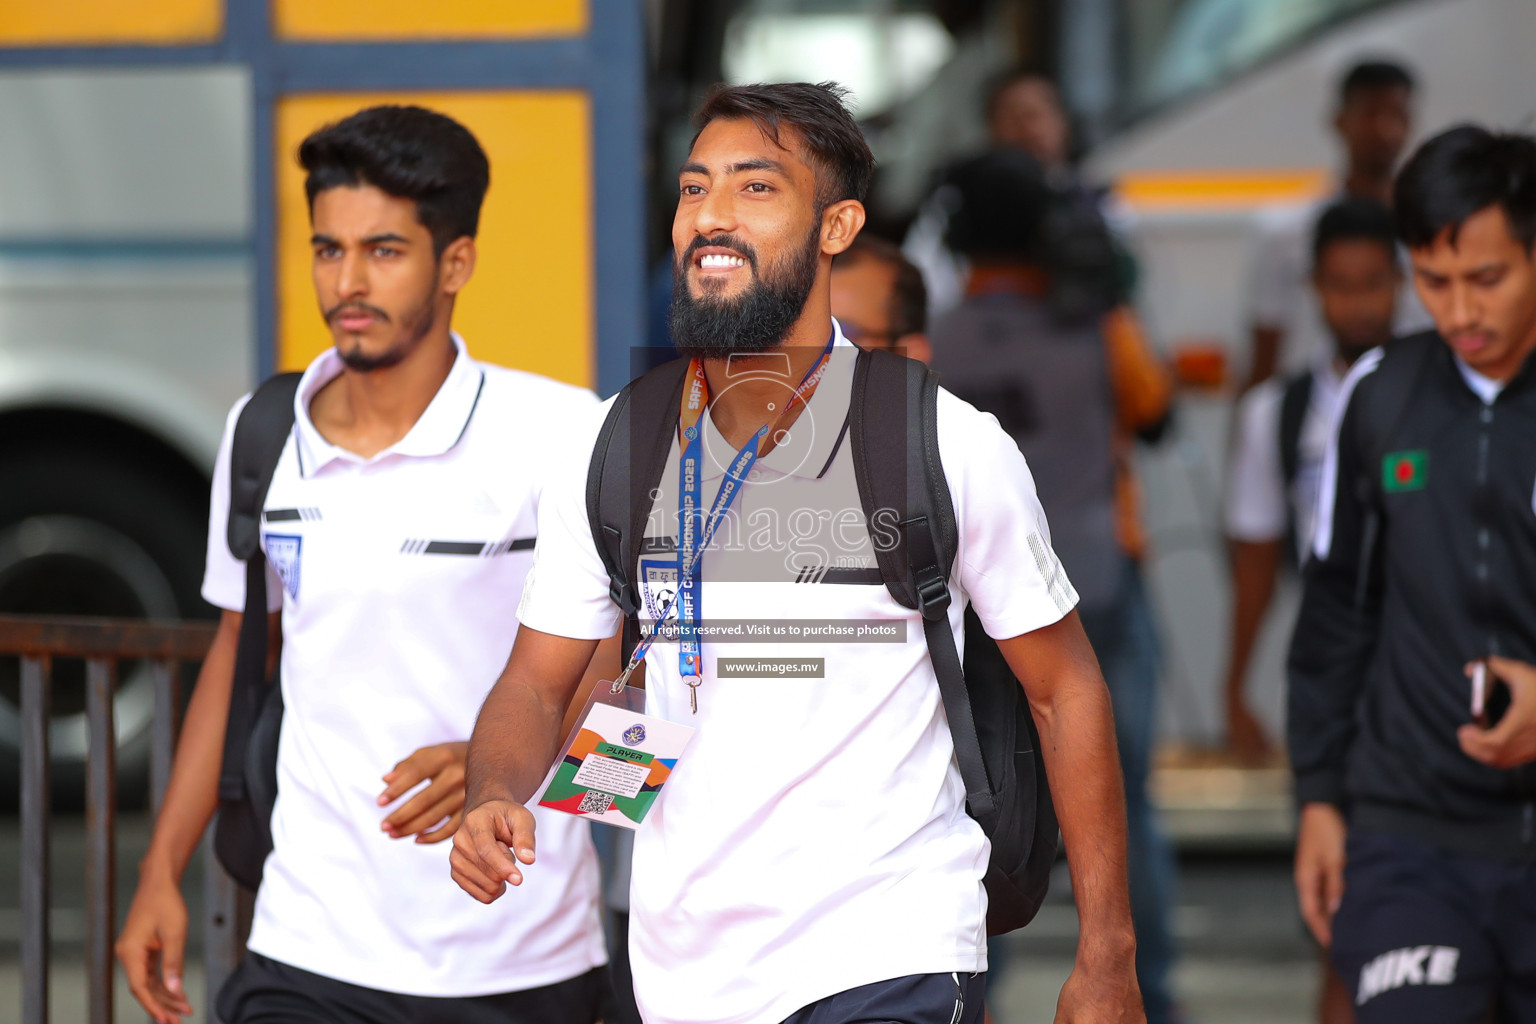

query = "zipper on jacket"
[1523,803,1533,846]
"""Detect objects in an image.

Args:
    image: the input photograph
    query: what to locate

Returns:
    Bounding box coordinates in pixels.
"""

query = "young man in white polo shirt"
[116,106,608,1023]
[452,83,1141,1024]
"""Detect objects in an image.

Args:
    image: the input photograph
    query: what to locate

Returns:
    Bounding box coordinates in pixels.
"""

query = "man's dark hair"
[692,82,874,212]
[1339,59,1415,105]
[299,105,490,256]
[983,66,1055,121]
[835,235,928,337]
[942,148,1051,261]
[1312,198,1399,268]
[1394,125,1536,250]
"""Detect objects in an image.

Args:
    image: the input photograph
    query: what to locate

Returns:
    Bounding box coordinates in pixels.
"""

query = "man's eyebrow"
[728,158,786,175]
[678,158,789,177]
[310,232,411,245]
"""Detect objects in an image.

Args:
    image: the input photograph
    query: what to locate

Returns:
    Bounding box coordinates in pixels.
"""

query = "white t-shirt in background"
[202,335,608,997]
[518,326,1078,1024]
[1225,357,1346,560]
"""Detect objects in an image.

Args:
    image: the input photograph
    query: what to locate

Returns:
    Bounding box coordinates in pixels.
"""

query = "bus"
[0,0,644,798]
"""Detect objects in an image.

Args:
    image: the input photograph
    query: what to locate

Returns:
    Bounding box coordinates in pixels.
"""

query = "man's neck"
[311,326,457,459]
[1342,167,1393,206]
[700,292,834,452]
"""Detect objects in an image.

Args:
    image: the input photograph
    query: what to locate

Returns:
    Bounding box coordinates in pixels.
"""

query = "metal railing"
[0,614,248,1024]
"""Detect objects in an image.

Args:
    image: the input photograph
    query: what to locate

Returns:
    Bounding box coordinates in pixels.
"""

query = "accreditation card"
[536,682,695,830]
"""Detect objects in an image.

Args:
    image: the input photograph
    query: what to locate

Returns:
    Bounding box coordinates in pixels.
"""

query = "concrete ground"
[0,817,1317,1024]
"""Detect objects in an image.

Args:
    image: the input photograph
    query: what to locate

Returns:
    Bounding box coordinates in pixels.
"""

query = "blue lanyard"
[653,335,836,712]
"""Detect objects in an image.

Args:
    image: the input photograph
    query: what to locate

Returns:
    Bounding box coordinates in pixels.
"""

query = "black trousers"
[1332,831,1536,1023]
[780,972,987,1024]
[216,953,606,1024]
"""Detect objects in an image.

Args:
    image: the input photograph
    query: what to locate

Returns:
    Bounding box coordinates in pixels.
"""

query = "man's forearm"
[1033,682,1137,956]
[139,610,248,882]
[466,675,569,807]
[1226,538,1281,701]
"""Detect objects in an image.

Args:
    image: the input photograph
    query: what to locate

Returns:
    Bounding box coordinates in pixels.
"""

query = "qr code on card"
[578,790,614,814]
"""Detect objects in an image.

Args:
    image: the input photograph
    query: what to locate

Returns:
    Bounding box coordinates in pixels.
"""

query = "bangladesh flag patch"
[1382,450,1429,492]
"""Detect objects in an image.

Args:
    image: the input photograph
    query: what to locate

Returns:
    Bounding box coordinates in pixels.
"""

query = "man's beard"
[669,227,821,360]
[326,288,438,372]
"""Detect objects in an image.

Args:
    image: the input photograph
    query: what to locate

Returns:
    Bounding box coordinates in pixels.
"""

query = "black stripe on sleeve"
[422,541,487,556]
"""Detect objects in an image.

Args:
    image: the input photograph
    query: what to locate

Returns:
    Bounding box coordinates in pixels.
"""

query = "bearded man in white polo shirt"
[452,83,1142,1024]
[116,105,609,1024]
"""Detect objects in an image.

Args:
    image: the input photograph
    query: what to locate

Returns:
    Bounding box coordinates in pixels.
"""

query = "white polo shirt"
[518,325,1078,1024]
[1225,357,1346,560]
[202,335,607,997]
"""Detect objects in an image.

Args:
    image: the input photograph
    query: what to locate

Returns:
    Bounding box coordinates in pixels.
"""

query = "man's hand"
[379,741,468,844]
[1295,802,1347,947]
[1054,943,1144,1023]
[1458,657,1536,770]
[450,798,538,903]
[116,870,193,1024]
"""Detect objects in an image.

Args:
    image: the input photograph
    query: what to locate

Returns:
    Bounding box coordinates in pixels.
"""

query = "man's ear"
[821,200,867,257]
[439,236,477,296]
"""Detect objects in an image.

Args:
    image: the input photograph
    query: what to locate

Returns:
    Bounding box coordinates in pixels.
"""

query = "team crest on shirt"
[640,559,680,623]
[264,533,302,600]
[623,723,646,745]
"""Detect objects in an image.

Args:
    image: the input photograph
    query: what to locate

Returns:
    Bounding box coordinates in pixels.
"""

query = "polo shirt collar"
[697,320,856,484]
[291,332,485,476]
[1453,355,1504,406]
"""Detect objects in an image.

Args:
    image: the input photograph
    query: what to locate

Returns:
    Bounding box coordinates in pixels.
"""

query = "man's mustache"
[324,301,391,325]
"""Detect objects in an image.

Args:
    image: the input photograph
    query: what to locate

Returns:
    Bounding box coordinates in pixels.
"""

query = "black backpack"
[585,348,1059,935]
[213,372,301,891]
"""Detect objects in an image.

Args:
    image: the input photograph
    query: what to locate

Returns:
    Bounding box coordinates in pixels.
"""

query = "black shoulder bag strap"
[1347,333,1435,607]
[1278,371,1314,493]
[846,349,998,829]
[218,373,301,805]
[586,359,691,662]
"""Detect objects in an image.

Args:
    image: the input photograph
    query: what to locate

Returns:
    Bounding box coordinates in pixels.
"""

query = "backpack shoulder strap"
[1277,371,1314,491]
[586,358,691,662]
[848,348,957,608]
[1352,331,1438,477]
[219,372,300,803]
[228,373,303,559]
[848,348,996,828]
[1339,332,1437,604]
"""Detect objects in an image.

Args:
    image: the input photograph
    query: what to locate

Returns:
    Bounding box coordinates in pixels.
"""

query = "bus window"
[720,1,955,118]
[1127,0,1400,116]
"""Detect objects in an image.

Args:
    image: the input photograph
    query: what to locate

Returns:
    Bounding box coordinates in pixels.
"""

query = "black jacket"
[1288,331,1536,860]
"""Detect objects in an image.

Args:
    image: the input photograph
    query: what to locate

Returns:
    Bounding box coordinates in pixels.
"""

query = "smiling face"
[310,183,473,371]
[1410,203,1536,381]
[670,117,860,358]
